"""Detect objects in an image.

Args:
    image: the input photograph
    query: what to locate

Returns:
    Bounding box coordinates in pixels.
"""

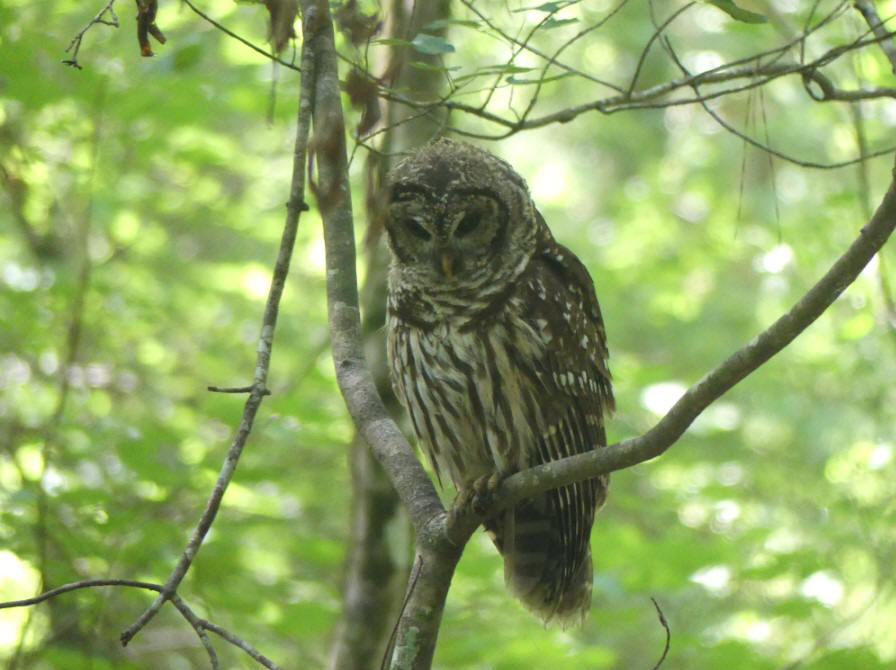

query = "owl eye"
[403,218,431,240]
[455,212,481,238]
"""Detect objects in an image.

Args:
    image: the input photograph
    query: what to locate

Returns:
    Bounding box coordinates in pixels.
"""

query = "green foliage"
[1,0,895,669]
[704,0,768,24]
[410,33,456,55]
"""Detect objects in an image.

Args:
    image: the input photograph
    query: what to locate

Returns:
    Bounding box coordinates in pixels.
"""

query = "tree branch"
[0,579,282,670]
[181,0,302,72]
[494,160,896,508]
[302,2,463,667]
[328,1,454,667]
[62,0,118,68]
[302,0,444,542]
[652,10,896,169]
[854,0,896,73]
[118,9,315,648]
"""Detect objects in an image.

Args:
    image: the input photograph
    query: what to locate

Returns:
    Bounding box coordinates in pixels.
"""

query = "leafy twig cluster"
[343,1,896,169]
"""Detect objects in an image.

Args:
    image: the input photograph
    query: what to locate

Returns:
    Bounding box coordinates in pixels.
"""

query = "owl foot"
[452,470,512,521]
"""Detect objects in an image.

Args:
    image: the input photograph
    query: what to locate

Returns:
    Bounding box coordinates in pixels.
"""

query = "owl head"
[385,139,540,294]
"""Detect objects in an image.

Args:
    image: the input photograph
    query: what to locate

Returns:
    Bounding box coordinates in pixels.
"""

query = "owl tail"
[486,492,593,626]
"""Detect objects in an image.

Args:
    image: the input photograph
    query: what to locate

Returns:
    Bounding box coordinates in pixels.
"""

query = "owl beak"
[440,252,454,277]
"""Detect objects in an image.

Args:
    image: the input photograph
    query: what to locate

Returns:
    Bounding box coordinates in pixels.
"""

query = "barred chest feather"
[387,290,556,488]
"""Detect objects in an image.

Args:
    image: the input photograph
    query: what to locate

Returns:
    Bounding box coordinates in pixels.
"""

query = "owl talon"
[471,476,491,517]
[448,486,476,528]
[462,471,512,518]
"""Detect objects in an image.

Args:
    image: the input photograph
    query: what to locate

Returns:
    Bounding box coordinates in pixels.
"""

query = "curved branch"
[119,10,316,648]
[303,3,461,667]
[301,0,445,539]
[0,578,163,609]
[1,579,283,670]
[801,68,896,102]
[495,160,896,507]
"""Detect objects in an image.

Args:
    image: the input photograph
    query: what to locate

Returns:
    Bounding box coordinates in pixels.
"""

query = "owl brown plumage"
[384,138,613,625]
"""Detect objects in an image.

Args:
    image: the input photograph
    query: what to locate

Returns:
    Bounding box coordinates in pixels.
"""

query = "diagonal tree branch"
[854,0,896,73]
[494,160,896,508]
[327,1,452,667]
[302,0,445,541]
[118,9,316,648]
[302,2,461,667]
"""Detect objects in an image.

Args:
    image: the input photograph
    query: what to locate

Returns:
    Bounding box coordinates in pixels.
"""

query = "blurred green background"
[1,0,895,668]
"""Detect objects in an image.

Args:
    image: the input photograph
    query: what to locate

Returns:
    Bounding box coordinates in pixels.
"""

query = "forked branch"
[0,579,283,670]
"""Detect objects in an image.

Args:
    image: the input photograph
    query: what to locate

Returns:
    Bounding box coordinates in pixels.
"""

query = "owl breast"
[388,281,555,487]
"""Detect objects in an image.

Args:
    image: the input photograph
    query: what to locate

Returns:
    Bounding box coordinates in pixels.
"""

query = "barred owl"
[385,138,613,625]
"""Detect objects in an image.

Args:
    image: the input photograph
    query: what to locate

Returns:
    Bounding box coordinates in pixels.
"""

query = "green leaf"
[506,72,573,85]
[173,43,202,71]
[490,64,534,74]
[704,0,768,23]
[514,1,569,12]
[409,61,462,72]
[542,17,578,29]
[452,64,533,83]
[422,18,480,31]
[372,37,412,47]
[410,33,456,55]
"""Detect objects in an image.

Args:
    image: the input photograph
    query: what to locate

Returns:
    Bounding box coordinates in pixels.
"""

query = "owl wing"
[530,211,613,421]
[497,218,613,621]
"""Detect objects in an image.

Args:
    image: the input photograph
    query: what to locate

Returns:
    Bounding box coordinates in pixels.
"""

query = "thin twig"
[203,619,284,670]
[0,579,281,670]
[207,385,272,395]
[62,0,118,68]
[626,2,694,97]
[118,11,316,649]
[0,578,162,609]
[168,594,220,669]
[520,0,632,124]
[181,0,301,72]
[649,597,671,670]
[652,8,896,169]
[0,580,222,668]
[378,23,896,157]
[459,0,624,93]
